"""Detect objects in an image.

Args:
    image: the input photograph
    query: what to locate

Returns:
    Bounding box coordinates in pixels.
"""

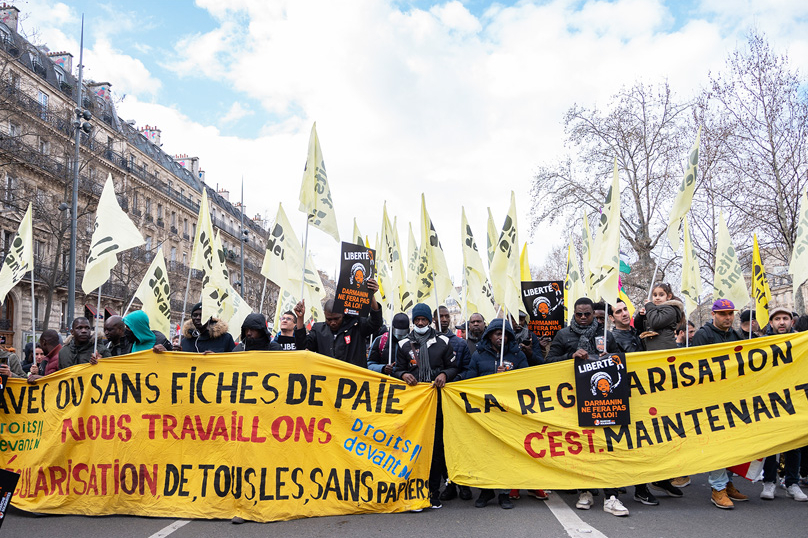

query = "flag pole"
[646,260,659,303]
[431,268,442,334]
[94,284,102,351]
[259,278,268,316]
[179,264,192,346]
[499,307,507,366]
[603,300,608,354]
[684,305,689,348]
[387,303,394,366]
[123,295,136,317]
[301,218,311,306]
[30,268,36,349]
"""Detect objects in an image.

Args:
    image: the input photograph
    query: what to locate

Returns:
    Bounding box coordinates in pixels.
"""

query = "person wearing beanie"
[368,312,410,375]
[394,302,458,509]
[305,278,382,367]
[180,302,236,353]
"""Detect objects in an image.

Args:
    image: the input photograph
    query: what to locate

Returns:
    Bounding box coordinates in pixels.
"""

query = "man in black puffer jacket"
[305,279,382,368]
[180,303,236,353]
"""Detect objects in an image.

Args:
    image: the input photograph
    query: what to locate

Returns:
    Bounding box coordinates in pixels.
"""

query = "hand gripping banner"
[442,332,808,490]
[1,352,436,521]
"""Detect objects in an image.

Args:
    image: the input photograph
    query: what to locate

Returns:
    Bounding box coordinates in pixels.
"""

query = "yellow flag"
[461,207,497,322]
[789,189,808,298]
[302,253,326,323]
[752,234,772,327]
[680,217,702,315]
[202,230,234,323]
[379,204,402,312]
[618,287,636,318]
[581,211,594,296]
[564,238,585,324]
[714,212,750,308]
[589,160,621,305]
[132,248,171,337]
[490,192,521,318]
[190,190,215,272]
[261,203,304,292]
[667,128,701,251]
[374,233,393,314]
[519,242,531,281]
[352,218,363,246]
[82,174,145,293]
[406,222,419,306]
[486,207,497,268]
[415,195,457,306]
[272,288,297,333]
[298,122,339,242]
[0,202,33,304]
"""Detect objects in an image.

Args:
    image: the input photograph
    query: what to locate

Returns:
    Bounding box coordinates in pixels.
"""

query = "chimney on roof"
[218,188,230,202]
[87,81,112,101]
[140,124,161,146]
[174,155,200,178]
[48,51,74,75]
[0,5,20,33]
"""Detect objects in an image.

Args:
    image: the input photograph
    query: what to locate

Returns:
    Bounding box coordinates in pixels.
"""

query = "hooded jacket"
[0,349,25,378]
[634,299,684,351]
[463,319,528,379]
[691,320,745,347]
[393,327,458,382]
[544,320,617,362]
[305,307,383,368]
[59,337,111,369]
[180,318,236,353]
[233,313,283,351]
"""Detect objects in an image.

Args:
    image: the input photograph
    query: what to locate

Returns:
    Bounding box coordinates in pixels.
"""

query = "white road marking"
[544,492,609,538]
[147,520,191,538]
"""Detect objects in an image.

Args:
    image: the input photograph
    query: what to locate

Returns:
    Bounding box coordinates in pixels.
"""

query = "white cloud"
[220,101,253,123]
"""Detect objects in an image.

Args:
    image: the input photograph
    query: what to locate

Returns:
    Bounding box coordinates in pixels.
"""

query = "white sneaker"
[603,495,629,516]
[576,491,594,510]
[760,482,776,500]
[787,484,808,502]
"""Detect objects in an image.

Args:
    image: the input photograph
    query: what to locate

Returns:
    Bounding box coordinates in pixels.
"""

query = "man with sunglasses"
[545,297,626,516]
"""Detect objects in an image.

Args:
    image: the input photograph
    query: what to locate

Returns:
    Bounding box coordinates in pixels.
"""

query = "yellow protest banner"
[443,332,808,489]
[1,352,436,521]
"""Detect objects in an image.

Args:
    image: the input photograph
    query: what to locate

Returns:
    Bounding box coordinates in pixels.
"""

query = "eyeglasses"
[574,312,593,318]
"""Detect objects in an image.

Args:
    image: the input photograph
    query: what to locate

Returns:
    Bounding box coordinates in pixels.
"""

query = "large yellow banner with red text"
[443,332,808,489]
[0,352,435,521]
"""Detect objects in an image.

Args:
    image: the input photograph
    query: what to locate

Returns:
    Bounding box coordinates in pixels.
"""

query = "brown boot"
[711,488,734,509]
[726,482,749,501]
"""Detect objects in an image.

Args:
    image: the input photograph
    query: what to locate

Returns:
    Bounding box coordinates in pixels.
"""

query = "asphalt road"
[4,473,807,538]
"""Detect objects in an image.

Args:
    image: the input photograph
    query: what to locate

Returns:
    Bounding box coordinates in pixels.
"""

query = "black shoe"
[440,483,457,501]
[633,486,659,506]
[459,485,473,500]
[475,489,495,508]
[650,480,684,498]
[430,496,443,509]
[498,493,514,509]
[617,487,627,494]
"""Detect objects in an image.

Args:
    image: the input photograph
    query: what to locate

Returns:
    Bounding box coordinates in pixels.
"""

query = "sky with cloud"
[18,0,808,282]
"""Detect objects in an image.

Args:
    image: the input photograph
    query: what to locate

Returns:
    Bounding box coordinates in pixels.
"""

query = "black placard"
[0,468,21,530]
[333,242,376,317]
[575,352,630,427]
[521,280,564,338]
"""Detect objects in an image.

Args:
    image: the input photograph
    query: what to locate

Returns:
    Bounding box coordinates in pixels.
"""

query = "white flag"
[132,248,171,337]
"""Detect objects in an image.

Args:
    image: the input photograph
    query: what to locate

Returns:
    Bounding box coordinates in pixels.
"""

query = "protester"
[105,313,171,355]
[455,322,466,339]
[234,313,282,351]
[675,321,697,348]
[180,302,237,353]
[21,341,34,373]
[545,297,617,362]
[739,309,763,338]
[759,304,807,502]
[0,344,24,379]
[272,302,307,350]
[593,302,606,328]
[511,310,543,366]
[544,297,627,516]
[465,313,486,354]
[633,283,684,350]
[28,329,62,379]
[609,300,644,354]
[691,299,748,509]
[305,278,382,367]
[394,303,459,510]
[58,316,110,369]
[463,318,546,509]
[368,313,410,375]
[434,306,472,377]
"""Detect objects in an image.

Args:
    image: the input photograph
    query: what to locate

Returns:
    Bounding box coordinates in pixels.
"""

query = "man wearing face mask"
[305,278,382,368]
[368,313,410,375]
[394,303,458,509]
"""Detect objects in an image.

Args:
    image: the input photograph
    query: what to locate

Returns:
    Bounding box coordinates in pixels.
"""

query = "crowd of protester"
[5,276,808,520]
